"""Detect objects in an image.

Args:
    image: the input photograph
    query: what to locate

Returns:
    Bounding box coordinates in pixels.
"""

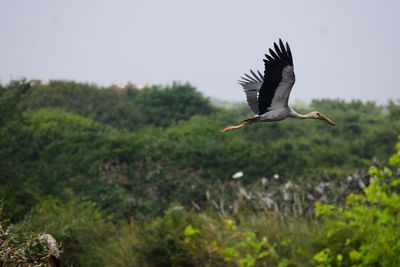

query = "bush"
[0,204,52,266]
[98,205,323,267]
[314,138,400,266]
[13,191,111,266]
[97,206,226,266]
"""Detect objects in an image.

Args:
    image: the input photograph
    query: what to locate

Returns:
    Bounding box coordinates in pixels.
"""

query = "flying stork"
[222,39,335,133]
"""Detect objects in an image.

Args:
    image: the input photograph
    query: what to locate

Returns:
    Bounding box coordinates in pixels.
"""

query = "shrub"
[314,138,400,266]
[0,204,52,266]
[13,191,111,266]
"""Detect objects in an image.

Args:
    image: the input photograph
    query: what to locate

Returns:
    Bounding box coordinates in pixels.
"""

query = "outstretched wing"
[238,69,264,114]
[258,39,295,114]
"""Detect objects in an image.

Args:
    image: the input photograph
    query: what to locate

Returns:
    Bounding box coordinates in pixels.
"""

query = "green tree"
[23,80,146,131]
[133,82,216,127]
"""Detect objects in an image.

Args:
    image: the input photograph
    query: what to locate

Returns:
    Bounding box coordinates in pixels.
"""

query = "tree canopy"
[1,79,399,266]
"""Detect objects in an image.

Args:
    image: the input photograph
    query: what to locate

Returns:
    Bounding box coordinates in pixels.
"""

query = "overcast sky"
[1,0,399,103]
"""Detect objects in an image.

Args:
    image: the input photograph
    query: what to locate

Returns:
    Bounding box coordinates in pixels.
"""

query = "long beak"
[319,114,336,126]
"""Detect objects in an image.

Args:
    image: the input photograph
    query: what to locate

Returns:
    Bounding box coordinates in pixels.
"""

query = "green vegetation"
[1,79,400,266]
[0,206,52,266]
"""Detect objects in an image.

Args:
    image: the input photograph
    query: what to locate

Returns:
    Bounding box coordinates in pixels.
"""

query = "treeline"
[1,80,400,266]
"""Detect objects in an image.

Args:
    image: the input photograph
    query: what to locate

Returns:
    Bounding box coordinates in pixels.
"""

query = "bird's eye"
[317,113,320,116]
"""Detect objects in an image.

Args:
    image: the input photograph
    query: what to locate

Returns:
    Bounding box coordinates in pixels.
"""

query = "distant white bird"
[232,171,244,179]
[39,234,61,267]
[222,39,335,132]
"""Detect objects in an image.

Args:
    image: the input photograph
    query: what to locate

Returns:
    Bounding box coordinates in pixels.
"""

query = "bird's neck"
[289,109,313,119]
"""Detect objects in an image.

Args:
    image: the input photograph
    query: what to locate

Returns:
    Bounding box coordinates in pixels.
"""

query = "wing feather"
[258,39,295,114]
[279,40,287,57]
[269,48,280,60]
[240,76,253,83]
[286,42,293,64]
[270,66,295,108]
[238,39,295,115]
[274,42,284,58]
[244,73,258,82]
[250,69,262,82]
[257,70,264,80]
[264,54,274,62]
[238,69,264,114]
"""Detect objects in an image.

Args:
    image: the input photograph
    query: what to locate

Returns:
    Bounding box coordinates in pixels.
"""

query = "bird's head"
[310,111,336,126]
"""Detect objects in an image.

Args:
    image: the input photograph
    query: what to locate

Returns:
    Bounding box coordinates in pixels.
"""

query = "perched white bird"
[222,39,335,133]
[39,234,61,267]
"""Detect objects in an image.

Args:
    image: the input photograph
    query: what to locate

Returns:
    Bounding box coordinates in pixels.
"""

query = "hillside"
[1,80,400,266]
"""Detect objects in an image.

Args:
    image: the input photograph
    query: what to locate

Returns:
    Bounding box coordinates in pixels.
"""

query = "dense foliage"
[0,204,54,266]
[1,79,399,266]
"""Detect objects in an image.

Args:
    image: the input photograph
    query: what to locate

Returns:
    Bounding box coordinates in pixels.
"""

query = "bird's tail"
[240,116,261,123]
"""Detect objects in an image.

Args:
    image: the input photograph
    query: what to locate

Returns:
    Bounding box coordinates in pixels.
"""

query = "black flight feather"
[268,48,280,60]
[257,39,294,115]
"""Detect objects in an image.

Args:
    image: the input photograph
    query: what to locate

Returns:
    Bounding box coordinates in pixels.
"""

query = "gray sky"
[1,0,399,103]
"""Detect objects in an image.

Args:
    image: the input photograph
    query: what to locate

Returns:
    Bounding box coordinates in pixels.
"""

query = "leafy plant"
[14,191,110,266]
[314,138,400,266]
[0,204,53,266]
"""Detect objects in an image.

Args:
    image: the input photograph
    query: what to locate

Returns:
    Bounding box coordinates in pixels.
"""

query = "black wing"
[258,39,294,115]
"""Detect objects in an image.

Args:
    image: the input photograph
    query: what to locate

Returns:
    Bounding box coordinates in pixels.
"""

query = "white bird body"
[247,108,292,122]
[261,108,292,121]
[222,39,335,133]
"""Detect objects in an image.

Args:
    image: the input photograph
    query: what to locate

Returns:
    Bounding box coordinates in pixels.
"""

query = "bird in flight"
[222,39,335,133]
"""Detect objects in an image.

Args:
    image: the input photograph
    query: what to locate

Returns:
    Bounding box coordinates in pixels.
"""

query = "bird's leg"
[221,121,255,133]
[221,124,245,132]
